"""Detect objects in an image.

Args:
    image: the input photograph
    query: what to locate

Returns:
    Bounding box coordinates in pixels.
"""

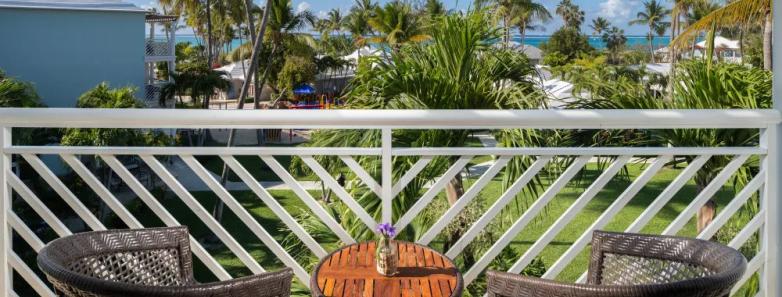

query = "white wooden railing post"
[761,126,778,297]
[0,126,11,296]
[771,0,782,294]
[381,128,392,224]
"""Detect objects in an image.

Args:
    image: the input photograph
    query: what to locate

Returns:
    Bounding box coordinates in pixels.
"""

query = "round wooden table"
[311,241,463,297]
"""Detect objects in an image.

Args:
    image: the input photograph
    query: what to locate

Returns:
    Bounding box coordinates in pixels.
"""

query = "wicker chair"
[487,231,747,297]
[37,227,293,297]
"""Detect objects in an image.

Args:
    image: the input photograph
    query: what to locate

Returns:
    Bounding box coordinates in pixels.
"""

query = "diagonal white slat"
[732,251,765,296]
[339,156,382,197]
[301,156,377,230]
[463,156,591,284]
[221,156,327,258]
[60,154,145,229]
[181,155,311,284]
[261,155,355,244]
[418,156,513,245]
[508,156,632,275]
[625,155,711,233]
[662,154,751,236]
[392,156,434,197]
[729,211,765,249]
[576,155,712,284]
[8,251,55,297]
[6,172,71,237]
[394,156,474,233]
[22,154,107,231]
[10,291,19,297]
[446,156,553,259]
[8,211,45,251]
[101,155,232,280]
[141,155,266,274]
[698,170,766,240]
[543,156,672,279]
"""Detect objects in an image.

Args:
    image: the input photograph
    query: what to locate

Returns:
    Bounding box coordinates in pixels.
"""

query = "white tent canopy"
[696,36,740,50]
[215,60,251,81]
[342,47,380,62]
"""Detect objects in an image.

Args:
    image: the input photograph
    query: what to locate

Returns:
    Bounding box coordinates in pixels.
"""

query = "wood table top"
[311,241,463,297]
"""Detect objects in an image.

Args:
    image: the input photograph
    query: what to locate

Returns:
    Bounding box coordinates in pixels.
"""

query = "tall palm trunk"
[213,0,273,223]
[649,27,655,63]
[243,0,262,104]
[763,11,772,71]
[206,0,213,68]
[519,24,527,47]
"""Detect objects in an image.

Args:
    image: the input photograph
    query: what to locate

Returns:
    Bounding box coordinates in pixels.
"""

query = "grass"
[126,160,751,288]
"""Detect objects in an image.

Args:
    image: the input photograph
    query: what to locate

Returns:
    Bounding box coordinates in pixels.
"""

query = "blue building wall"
[0,8,145,107]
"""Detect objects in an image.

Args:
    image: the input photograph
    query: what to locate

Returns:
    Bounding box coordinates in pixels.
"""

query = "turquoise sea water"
[176,34,672,51]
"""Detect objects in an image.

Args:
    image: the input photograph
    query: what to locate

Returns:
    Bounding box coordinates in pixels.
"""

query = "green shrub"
[540,28,594,63]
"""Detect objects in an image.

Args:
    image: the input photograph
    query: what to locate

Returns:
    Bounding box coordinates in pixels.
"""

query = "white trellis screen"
[0,109,779,297]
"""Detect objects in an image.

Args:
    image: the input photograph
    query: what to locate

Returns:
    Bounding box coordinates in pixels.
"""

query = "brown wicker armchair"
[487,231,747,297]
[37,226,293,297]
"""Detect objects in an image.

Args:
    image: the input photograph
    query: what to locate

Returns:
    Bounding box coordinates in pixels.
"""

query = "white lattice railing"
[0,109,780,297]
[146,39,173,57]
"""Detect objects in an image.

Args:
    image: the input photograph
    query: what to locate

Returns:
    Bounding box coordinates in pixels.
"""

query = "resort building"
[0,0,175,107]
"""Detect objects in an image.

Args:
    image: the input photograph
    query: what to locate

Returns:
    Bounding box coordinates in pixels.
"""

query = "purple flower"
[376,222,396,238]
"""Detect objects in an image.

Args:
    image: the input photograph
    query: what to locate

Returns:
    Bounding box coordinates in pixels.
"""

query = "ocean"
[175,34,672,51]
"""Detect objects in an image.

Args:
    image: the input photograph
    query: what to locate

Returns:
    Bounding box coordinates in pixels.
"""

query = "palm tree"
[327,9,345,37]
[368,1,430,53]
[602,26,627,64]
[590,17,611,36]
[343,0,376,57]
[556,0,585,29]
[299,10,549,249]
[513,0,551,47]
[423,0,446,19]
[674,0,771,70]
[630,0,671,63]
[568,60,770,233]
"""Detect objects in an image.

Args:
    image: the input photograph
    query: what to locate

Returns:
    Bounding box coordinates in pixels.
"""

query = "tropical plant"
[567,60,771,233]
[368,1,430,53]
[165,63,230,108]
[293,9,548,256]
[555,0,585,30]
[344,0,376,51]
[513,0,552,46]
[484,0,548,46]
[326,9,345,36]
[276,55,317,97]
[0,70,42,108]
[629,0,671,63]
[422,0,446,24]
[540,27,594,63]
[590,17,611,36]
[673,0,771,70]
[62,83,170,219]
[602,26,628,64]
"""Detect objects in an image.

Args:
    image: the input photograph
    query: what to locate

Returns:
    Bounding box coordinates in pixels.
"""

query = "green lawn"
[129,159,753,295]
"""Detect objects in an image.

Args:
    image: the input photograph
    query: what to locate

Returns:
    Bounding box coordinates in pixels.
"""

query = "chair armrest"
[486,270,706,297]
[183,268,294,297]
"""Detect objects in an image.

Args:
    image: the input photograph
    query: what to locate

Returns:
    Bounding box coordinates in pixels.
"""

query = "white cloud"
[317,10,328,18]
[296,2,310,13]
[598,0,638,21]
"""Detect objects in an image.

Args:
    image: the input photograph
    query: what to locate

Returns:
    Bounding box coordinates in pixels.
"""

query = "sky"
[134,0,668,36]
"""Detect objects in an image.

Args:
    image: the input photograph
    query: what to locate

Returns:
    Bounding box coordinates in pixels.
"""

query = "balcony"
[0,108,780,297]
[146,38,173,57]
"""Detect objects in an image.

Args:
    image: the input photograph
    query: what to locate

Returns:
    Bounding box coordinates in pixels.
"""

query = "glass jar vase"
[375,237,398,276]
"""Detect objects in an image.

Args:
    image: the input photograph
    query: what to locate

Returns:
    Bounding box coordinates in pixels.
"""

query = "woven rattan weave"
[37,226,293,297]
[487,231,746,297]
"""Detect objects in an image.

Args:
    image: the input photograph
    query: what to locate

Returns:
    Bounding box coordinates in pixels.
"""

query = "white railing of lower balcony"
[0,108,779,297]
